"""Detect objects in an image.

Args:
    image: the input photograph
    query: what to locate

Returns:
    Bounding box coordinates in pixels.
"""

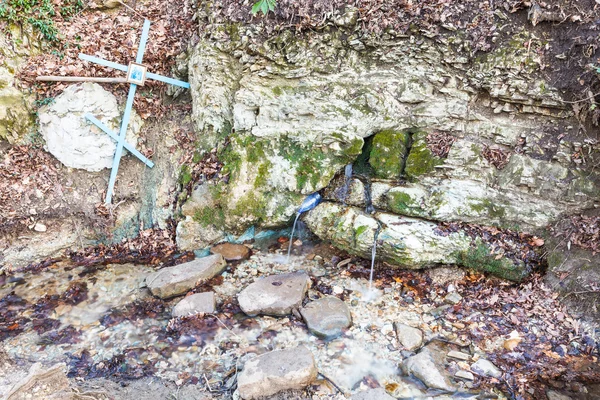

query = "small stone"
[471,358,502,378]
[402,348,455,391]
[447,350,470,361]
[33,223,47,232]
[455,370,475,380]
[237,346,318,399]
[146,254,226,299]
[546,390,573,400]
[444,292,462,304]
[429,304,451,317]
[332,285,344,294]
[351,388,395,400]
[394,323,423,351]
[172,292,216,317]
[211,243,251,261]
[238,272,309,317]
[300,296,352,339]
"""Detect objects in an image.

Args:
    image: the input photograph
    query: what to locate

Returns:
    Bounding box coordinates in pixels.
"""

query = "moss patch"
[404,131,444,180]
[387,189,427,217]
[193,206,225,228]
[179,165,193,187]
[455,241,529,282]
[369,130,410,179]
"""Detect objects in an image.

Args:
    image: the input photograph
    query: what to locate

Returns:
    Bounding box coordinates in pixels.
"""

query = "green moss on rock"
[369,130,410,179]
[193,206,225,228]
[404,132,444,180]
[455,241,529,282]
[387,189,427,217]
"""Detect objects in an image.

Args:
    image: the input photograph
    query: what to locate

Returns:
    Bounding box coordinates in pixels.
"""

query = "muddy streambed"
[0,242,598,399]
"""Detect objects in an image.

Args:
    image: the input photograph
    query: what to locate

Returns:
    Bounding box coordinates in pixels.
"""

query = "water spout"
[363,177,375,214]
[368,223,382,291]
[287,193,322,263]
[341,163,353,205]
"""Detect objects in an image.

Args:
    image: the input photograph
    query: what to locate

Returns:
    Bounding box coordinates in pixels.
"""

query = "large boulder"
[38,83,143,172]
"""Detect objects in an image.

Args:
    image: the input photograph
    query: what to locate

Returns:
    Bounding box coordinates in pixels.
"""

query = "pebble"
[394,323,423,351]
[447,350,471,361]
[455,370,475,380]
[444,292,463,305]
[33,223,47,232]
[471,358,502,378]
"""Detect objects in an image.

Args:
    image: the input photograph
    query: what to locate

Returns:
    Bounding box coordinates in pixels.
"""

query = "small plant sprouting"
[251,0,276,16]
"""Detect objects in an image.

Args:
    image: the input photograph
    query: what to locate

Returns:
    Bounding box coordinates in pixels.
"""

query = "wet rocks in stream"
[402,345,456,392]
[300,296,352,339]
[145,254,226,299]
[172,292,216,317]
[237,346,318,399]
[210,243,251,261]
[237,272,309,317]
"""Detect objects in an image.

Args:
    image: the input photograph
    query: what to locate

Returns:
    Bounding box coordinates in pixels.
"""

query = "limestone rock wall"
[181,23,599,278]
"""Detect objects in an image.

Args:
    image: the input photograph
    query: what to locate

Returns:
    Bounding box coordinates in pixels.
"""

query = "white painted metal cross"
[80,19,190,204]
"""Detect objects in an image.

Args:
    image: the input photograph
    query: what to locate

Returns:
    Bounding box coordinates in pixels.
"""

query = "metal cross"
[80,19,190,204]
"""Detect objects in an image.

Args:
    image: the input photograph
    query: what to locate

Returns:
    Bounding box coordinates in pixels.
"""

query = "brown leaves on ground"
[560,215,600,254]
[426,131,456,158]
[482,145,511,170]
[0,145,61,223]
[18,0,198,119]
[68,227,193,269]
[437,222,544,268]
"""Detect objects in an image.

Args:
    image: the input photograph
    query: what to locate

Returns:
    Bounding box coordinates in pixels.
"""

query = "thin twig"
[559,92,600,104]
[317,372,344,395]
[210,313,241,339]
[117,0,148,20]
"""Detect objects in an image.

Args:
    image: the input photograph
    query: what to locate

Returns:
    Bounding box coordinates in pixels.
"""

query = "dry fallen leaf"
[503,330,522,351]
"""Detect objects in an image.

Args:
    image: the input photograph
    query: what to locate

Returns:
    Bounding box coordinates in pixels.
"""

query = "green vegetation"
[404,132,443,180]
[387,190,427,217]
[193,206,225,228]
[0,0,83,43]
[179,165,193,187]
[455,242,529,282]
[468,198,506,220]
[369,130,410,179]
[251,0,276,16]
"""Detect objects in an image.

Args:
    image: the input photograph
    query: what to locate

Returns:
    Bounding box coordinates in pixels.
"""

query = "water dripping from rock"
[363,177,375,215]
[341,163,353,205]
[287,193,322,263]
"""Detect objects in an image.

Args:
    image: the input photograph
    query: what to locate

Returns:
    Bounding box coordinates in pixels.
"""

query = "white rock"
[172,292,216,317]
[145,255,226,299]
[455,370,475,380]
[403,348,455,391]
[447,350,470,361]
[237,346,318,399]
[33,223,47,232]
[39,83,143,172]
[394,323,423,351]
[471,358,502,378]
[238,272,309,317]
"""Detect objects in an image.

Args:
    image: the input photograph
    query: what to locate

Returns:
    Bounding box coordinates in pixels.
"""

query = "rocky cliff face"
[181,14,599,280]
